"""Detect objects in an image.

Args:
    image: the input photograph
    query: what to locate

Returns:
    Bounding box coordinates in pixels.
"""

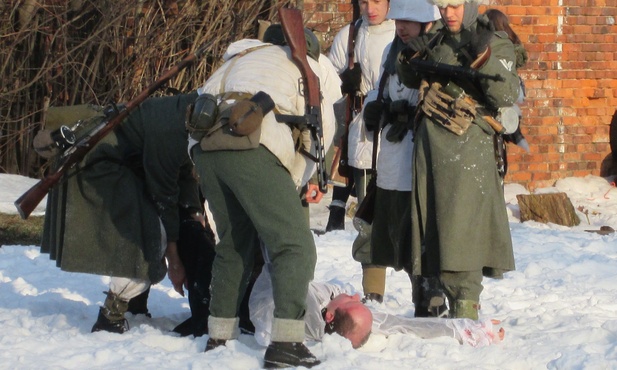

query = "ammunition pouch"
[198,91,274,152]
[420,82,476,136]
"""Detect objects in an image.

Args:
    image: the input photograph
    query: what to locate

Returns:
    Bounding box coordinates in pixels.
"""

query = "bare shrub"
[0,0,294,177]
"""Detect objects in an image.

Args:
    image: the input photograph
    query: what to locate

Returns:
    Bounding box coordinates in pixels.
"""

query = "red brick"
[306,0,617,190]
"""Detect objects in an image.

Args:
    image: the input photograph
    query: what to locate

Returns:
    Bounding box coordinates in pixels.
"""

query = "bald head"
[325,293,374,348]
[338,303,373,348]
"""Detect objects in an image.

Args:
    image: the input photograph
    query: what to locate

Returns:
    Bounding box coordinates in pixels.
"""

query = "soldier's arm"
[475,34,520,108]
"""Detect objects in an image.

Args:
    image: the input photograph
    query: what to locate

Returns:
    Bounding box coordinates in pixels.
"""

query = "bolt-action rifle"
[14,42,212,219]
[330,0,360,184]
[279,7,328,193]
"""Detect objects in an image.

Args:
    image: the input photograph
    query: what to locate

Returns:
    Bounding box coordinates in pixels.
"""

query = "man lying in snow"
[249,266,505,349]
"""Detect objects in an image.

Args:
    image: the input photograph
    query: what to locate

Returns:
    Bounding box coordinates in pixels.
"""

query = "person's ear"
[325,310,335,323]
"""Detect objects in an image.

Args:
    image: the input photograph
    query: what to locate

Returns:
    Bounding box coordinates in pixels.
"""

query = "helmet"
[263,24,286,45]
[430,0,478,8]
[303,28,321,61]
[263,24,321,61]
[387,0,441,23]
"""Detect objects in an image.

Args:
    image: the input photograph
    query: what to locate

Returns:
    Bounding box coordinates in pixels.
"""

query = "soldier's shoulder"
[494,30,509,39]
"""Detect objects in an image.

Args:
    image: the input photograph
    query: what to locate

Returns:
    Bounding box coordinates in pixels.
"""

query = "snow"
[1,173,617,369]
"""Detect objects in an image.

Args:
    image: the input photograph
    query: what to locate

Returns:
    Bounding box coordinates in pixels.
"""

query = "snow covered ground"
[1,173,617,369]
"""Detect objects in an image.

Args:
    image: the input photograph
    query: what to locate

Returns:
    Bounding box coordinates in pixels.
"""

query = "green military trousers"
[193,145,317,323]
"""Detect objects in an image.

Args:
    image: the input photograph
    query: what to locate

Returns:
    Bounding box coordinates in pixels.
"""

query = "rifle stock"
[14,42,212,219]
[336,0,361,181]
[279,7,328,193]
[279,9,320,107]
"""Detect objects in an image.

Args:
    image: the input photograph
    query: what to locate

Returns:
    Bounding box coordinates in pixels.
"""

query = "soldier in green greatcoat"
[39,92,209,333]
[395,0,517,319]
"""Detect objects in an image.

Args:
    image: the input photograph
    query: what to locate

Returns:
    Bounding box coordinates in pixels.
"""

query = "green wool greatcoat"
[397,19,517,279]
[41,93,201,283]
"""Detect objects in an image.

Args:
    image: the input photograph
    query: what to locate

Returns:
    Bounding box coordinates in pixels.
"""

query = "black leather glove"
[470,16,495,59]
[363,100,385,132]
[406,34,431,55]
[386,103,416,143]
[339,63,362,95]
[385,124,409,143]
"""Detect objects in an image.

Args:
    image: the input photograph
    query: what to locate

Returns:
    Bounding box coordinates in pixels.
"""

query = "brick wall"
[301,0,617,190]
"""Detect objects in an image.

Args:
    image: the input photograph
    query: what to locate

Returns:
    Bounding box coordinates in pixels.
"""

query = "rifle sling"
[369,71,390,175]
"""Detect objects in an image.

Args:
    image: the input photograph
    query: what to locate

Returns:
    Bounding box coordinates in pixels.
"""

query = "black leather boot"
[173,207,216,337]
[91,291,129,334]
[263,342,321,369]
[410,275,448,318]
[204,338,227,351]
[127,286,151,317]
[325,205,346,232]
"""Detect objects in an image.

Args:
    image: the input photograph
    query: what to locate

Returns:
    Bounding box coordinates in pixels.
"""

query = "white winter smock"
[328,18,395,169]
[198,39,341,186]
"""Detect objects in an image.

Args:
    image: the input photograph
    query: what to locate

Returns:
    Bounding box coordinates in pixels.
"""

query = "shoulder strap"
[353,19,362,41]
[370,73,390,173]
[218,44,273,94]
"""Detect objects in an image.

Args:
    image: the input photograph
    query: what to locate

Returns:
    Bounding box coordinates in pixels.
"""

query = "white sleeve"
[371,312,457,340]
[304,281,346,342]
[448,318,503,348]
[371,313,502,348]
[328,25,351,74]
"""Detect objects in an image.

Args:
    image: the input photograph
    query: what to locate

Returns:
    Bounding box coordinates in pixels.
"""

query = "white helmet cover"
[430,0,480,8]
[387,0,441,22]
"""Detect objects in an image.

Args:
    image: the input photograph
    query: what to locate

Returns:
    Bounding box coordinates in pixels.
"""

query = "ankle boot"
[263,342,321,369]
[410,275,448,318]
[127,286,151,317]
[424,277,448,318]
[325,205,346,231]
[362,292,383,303]
[91,291,129,334]
[204,338,226,351]
[172,280,210,337]
[451,299,480,320]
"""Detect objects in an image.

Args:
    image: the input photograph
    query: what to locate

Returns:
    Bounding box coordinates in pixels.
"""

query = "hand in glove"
[406,34,432,56]
[385,123,409,143]
[363,100,385,132]
[470,15,495,60]
[385,101,416,142]
[339,63,362,95]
